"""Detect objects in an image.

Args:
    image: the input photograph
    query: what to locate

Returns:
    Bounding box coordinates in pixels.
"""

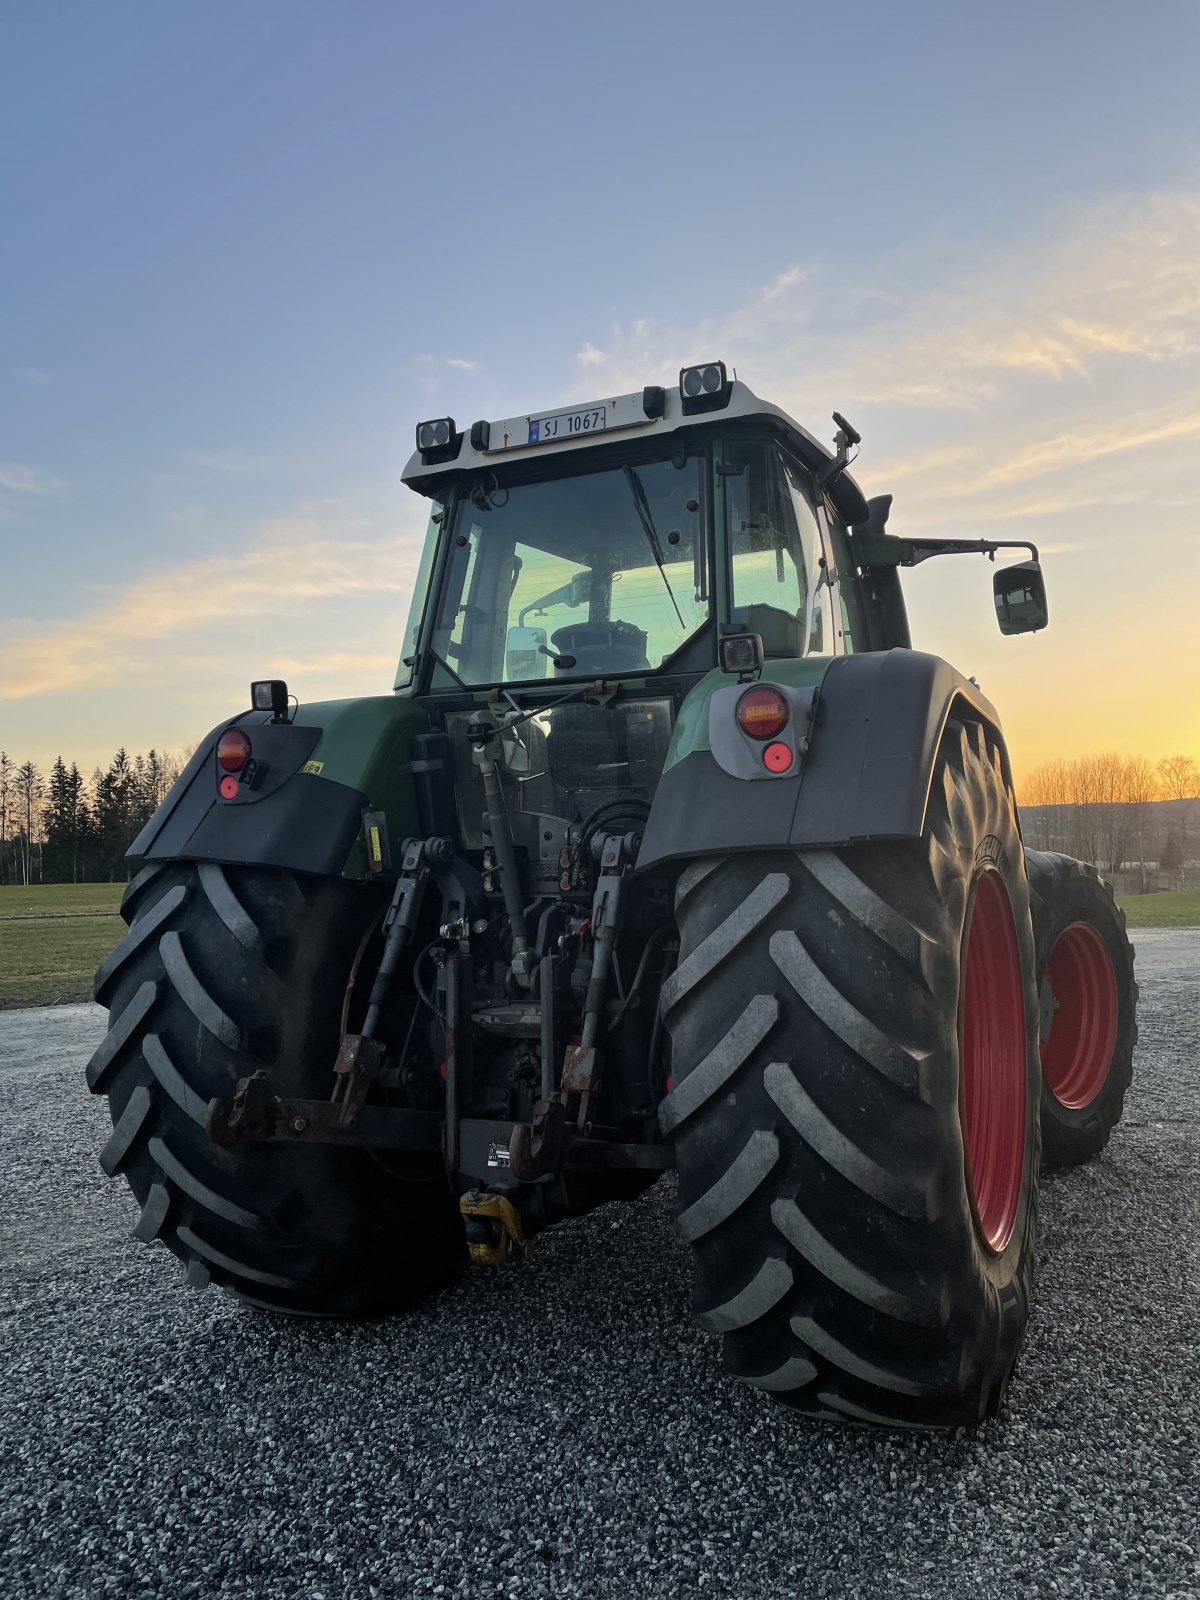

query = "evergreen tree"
[92,750,135,881]
[43,757,91,883]
[72,764,97,881]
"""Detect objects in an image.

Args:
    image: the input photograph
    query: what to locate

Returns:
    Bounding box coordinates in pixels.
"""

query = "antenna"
[816,412,861,488]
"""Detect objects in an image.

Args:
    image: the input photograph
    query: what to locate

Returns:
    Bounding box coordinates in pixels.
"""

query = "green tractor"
[88,364,1137,1429]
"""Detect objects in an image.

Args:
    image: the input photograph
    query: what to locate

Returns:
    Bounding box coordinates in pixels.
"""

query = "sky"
[2,0,1198,786]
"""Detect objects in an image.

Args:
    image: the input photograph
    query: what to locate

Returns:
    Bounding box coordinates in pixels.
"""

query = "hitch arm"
[332,835,448,1132]
[360,837,448,1039]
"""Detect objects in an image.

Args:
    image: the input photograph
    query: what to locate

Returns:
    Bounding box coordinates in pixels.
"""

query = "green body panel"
[663,657,835,772]
[292,694,431,878]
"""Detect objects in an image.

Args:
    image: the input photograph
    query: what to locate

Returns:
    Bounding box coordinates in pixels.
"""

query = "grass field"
[1116,888,1200,928]
[0,883,124,1007]
[0,879,1196,1008]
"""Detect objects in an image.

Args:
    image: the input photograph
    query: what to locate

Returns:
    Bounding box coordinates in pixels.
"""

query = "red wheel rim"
[959,871,1027,1253]
[1041,922,1117,1109]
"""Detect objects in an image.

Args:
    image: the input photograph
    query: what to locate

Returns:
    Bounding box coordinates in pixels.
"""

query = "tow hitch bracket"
[207,1070,443,1151]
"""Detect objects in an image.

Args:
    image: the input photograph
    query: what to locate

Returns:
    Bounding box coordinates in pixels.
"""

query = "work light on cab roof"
[413,359,735,467]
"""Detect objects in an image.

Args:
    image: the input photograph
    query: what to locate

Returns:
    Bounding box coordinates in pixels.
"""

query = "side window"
[781,455,835,656]
[395,498,443,687]
[725,441,834,658]
[820,500,869,655]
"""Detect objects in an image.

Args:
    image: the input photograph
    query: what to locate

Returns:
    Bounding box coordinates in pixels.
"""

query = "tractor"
[87,364,1137,1430]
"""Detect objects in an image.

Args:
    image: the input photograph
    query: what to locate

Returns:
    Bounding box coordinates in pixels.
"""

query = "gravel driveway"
[1,929,1197,1599]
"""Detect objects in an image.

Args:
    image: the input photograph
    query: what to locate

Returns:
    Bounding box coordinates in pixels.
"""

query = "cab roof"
[400,378,871,527]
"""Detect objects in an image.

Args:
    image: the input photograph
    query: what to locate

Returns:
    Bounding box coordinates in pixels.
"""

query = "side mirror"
[993,559,1048,635]
[506,625,548,679]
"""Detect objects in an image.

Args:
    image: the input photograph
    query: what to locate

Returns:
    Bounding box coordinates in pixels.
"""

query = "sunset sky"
[3,1,1198,786]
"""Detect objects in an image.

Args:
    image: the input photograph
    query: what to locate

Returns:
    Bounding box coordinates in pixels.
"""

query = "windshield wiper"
[623,465,685,628]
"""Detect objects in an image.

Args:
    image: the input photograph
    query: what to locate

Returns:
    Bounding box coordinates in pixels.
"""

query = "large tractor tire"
[86,861,464,1313]
[1024,849,1137,1169]
[661,720,1041,1429]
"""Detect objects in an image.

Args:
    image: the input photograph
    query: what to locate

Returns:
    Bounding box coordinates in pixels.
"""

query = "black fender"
[128,714,369,878]
[636,650,1017,872]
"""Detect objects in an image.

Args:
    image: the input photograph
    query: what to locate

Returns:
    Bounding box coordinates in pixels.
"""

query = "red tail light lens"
[216,729,252,773]
[736,686,789,741]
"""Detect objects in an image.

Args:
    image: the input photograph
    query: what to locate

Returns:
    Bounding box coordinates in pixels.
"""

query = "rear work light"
[216,729,252,773]
[736,686,789,741]
[679,360,732,414]
[415,416,462,464]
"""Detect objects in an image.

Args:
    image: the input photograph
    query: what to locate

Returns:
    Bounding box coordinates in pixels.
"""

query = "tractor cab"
[397,366,873,702]
[392,369,881,851]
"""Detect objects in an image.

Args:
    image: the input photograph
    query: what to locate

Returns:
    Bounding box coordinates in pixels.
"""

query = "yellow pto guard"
[459,1190,527,1265]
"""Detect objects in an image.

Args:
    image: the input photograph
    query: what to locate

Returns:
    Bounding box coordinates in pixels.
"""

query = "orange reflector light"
[736,686,789,740]
[763,742,794,774]
[216,729,252,773]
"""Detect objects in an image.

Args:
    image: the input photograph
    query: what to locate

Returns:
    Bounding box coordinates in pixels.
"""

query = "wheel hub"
[1040,922,1118,1109]
[960,871,1027,1253]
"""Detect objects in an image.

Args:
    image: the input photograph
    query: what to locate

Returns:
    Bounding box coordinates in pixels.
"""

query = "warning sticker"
[301,759,325,776]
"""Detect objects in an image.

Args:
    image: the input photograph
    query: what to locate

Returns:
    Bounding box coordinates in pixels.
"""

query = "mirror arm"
[850,534,1040,569]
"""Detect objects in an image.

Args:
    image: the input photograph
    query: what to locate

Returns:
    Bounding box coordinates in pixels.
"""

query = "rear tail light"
[736,686,789,741]
[216,729,252,773]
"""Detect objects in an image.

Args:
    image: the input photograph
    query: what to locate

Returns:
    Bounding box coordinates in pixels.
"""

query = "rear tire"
[662,721,1041,1429]
[86,861,464,1313]
[1024,850,1137,1169]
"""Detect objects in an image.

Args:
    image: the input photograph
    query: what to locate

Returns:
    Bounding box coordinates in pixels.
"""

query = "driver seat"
[551,620,650,676]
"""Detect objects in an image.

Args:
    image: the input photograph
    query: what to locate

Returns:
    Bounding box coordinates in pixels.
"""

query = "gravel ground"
[1,929,1197,1599]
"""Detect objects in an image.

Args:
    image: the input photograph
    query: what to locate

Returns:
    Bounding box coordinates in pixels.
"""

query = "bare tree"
[13,760,44,886]
[0,750,11,851]
[1120,756,1159,891]
[1157,754,1199,865]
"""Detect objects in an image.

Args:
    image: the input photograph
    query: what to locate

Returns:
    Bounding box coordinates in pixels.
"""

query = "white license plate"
[528,405,607,444]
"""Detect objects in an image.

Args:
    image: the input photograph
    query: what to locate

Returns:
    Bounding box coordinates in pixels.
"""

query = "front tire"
[1024,850,1137,1169]
[662,721,1041,1429]
[86,861,464,1313]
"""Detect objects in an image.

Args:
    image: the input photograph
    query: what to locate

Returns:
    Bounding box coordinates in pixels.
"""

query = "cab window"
[724,440,835,657]
[819,499,869,655]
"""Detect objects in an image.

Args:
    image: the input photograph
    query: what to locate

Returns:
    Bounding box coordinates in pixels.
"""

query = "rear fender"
[637,650,1016,872]
[128,696,431,880]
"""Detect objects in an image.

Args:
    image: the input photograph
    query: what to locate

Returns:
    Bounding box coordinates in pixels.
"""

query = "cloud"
[569,187,1200,424]
[757,265,809,306]
[0,463,60,495]
[818,191,1200,409]
[0,507,429,702]
[415,354,479,373]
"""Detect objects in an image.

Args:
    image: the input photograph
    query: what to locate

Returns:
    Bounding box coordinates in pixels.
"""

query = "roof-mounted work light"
[251,679,289,722]
[415,417,463,464]
[679,360,731,414]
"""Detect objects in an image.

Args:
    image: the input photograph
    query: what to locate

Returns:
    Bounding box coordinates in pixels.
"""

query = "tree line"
[1020,752,1199,879]
[0,748,185,886]
[0,741,1195,888]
